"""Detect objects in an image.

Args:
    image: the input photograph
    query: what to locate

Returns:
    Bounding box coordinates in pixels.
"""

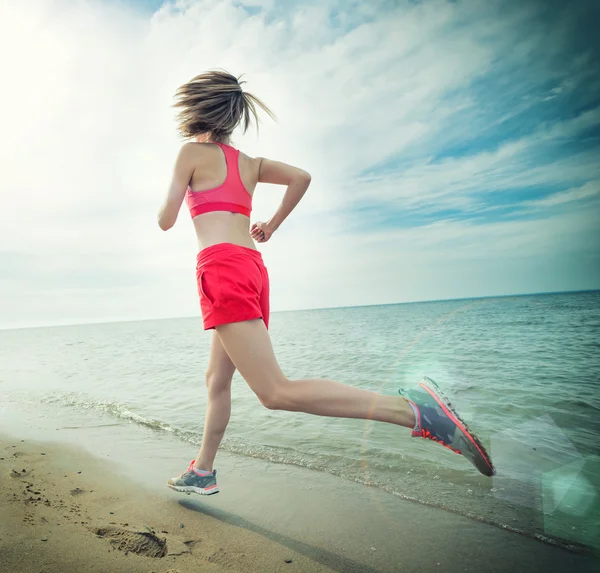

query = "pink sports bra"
[186,142,252,219]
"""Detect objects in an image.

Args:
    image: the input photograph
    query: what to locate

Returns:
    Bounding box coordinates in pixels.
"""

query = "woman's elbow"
[297,170,311,186]
[157,214,175,231]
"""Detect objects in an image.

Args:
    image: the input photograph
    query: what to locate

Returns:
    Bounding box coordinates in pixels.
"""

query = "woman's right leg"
[215,319,416,427]
[215,318,496,477]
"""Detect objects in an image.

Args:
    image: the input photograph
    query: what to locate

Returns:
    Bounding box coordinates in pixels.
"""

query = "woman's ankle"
[396,397,417,428]
[194,456,213,473]
[192,462,213,474]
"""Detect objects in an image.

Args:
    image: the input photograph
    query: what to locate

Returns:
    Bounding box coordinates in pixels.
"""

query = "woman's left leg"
[194,331,236,472]
[168,332,235,494]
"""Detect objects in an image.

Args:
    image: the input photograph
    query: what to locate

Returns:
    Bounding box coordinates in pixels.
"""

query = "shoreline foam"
[1,429,598,573]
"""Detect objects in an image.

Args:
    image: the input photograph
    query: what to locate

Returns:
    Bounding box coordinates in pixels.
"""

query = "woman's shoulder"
[179,141,213,153]
[178,141,226,163]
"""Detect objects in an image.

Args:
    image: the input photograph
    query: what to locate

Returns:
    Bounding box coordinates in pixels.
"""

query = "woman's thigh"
[215,319,287,401]
[205,330,236,393]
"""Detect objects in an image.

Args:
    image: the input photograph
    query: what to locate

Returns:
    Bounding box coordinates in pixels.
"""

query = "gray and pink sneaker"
[400,377,495,477]
[167,460,219,495]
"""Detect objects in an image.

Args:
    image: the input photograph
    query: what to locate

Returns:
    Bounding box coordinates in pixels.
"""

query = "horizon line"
[1,288,598,332]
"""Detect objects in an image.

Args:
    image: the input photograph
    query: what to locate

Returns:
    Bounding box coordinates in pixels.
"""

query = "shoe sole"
[167,484,220,495]
[419,376,496,477]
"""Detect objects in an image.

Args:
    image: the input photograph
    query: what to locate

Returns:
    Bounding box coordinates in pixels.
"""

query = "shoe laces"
[180,460,196,476]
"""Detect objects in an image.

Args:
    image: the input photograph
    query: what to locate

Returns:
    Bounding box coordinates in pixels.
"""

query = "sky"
[0,0,599,329]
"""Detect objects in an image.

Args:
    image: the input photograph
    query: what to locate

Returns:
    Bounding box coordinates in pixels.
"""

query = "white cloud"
[521,181,600,208]
[0,0,598,329]
[346,107,600,215]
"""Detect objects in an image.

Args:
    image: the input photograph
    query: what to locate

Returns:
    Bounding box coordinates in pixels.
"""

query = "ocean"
[1,290,599,551]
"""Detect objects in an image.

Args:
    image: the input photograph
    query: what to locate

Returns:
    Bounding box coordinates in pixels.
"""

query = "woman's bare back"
[186,142,262,251]
[158,139,311,250]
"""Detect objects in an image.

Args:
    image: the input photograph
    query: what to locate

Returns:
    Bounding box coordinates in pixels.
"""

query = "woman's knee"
[205,368,233,395]
[256,380,297,411]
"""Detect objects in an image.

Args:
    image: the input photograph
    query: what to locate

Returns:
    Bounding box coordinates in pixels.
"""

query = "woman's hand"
[251,221,275,243]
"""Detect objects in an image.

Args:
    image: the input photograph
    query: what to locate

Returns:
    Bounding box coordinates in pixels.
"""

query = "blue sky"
[340,0,600,229]
[109,0,165,12]
[0,0,599,328]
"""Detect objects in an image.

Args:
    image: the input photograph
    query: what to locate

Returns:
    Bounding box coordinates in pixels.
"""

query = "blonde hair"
[173,70,275,142]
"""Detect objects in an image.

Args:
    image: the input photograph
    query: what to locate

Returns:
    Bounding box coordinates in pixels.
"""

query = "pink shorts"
[196,243,270,330]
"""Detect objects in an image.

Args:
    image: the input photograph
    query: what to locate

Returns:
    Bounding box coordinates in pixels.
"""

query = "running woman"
[158,71,495,495]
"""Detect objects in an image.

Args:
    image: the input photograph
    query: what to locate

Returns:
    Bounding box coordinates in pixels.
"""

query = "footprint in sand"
[206,547,246,568]
[93,526,167,558]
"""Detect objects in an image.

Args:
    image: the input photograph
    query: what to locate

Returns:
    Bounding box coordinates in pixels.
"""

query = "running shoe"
[400,376,495,477]
[167,460,220,495]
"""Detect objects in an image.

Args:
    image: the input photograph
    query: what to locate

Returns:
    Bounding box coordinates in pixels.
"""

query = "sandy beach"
[1,429,598,573]
[0,434,334,573]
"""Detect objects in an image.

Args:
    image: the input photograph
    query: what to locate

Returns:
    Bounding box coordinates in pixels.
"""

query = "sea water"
[1,291,598,549]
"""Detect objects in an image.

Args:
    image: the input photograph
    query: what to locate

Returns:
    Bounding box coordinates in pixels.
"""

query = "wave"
[45,392,593,555]
[563,400,600,413]
[45,394,177,433]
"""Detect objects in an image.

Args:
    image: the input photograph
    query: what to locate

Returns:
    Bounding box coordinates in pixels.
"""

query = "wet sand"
[1,432,598,573]
[0,435,333,573]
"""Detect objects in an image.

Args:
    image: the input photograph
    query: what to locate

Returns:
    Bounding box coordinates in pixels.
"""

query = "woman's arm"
[256,158,311,233]
[157,143,196,231]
